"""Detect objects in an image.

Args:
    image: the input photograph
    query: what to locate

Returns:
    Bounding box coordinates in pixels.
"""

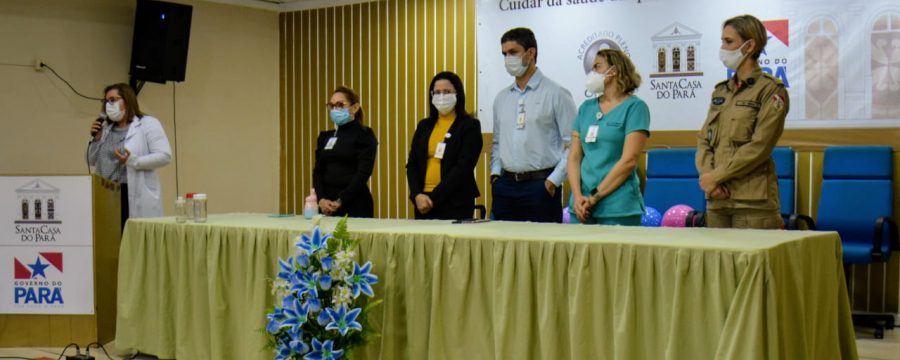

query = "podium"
[0,175,121,346]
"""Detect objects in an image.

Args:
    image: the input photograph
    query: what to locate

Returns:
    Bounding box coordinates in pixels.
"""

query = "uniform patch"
[736,100,761,109]
[712,97,725,105]
[772,94,785,111]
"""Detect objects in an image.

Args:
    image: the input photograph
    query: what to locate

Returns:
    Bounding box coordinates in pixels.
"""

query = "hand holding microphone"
[90,113,107,141]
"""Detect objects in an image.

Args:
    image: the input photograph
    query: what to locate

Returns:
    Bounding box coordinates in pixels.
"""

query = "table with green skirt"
[114,213,857,359]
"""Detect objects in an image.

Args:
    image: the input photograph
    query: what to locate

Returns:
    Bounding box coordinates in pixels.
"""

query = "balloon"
[563,206,571,224]
[661,204,694,227]
[641,206,662,227]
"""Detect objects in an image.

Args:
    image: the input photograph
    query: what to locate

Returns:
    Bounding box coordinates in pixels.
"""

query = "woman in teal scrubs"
[567,49,650,225]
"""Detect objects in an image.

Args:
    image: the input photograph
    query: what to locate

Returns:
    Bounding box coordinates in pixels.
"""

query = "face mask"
[432,93,457,115]
[329,108,352,126]
[504,54,528,77]
[719,40,750,70]
[585,67,613,95]
[105,101,124,122]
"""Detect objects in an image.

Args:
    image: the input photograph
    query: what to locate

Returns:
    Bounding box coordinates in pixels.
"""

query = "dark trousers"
[329,193,374,218]
[413,193,475,220]
[491,176,562,223]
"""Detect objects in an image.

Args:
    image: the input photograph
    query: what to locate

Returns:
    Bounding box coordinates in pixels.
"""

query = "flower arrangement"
[266,218,380,360]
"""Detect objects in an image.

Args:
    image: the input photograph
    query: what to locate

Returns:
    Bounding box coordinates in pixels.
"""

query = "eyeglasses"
[431,90,456,96]
[325,102,350,110]
[103,97,123,105]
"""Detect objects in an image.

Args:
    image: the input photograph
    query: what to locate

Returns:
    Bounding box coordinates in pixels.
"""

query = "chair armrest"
[873,217,899,261]
[474,205,486,220]
[787,213,816,230]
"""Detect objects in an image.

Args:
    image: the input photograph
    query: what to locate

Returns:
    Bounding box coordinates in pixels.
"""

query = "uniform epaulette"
[760,72,785,87]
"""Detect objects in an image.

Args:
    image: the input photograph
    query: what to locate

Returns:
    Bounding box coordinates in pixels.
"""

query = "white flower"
[271,279,291,297]
[332,286,354,307]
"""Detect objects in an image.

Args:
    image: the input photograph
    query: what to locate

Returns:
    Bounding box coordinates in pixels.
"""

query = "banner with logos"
[0,176,94,314]
[476,0,900,131]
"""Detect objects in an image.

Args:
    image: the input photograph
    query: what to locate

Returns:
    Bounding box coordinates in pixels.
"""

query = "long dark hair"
[427,71,468,120]
[103,83,144,123]
[332,86,364,123]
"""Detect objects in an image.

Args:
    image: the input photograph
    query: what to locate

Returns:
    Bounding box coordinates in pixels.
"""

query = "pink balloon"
[661,205,694,227]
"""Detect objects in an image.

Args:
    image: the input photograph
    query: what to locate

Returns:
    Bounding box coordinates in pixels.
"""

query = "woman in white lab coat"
[87,83,171,226]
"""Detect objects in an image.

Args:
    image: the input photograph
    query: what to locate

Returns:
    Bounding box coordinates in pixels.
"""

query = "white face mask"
[504,54,528,77]
[719,40,750,70]
[585,67,613,95]
[105,101,124,122]
[432,93,457,115]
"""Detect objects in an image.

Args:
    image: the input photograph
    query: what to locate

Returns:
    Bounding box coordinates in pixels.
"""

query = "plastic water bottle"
[193,193,208,223]
[175,196,188,223]
[185,192,195,217]
[303,188,319,219]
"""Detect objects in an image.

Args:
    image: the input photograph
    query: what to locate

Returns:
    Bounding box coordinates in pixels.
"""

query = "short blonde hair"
[595,49,642,94]
[723,14,768,60]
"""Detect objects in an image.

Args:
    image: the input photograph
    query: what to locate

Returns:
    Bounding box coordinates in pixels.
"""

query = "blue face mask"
[329,108,352,126]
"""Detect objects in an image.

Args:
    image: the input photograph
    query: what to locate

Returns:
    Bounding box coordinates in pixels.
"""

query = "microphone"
[90,113,108,137]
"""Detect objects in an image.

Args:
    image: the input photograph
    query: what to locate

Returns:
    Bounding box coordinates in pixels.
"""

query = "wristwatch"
[590,188,598,196]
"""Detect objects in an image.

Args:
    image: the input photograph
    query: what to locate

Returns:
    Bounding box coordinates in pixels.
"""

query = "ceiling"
[200,0,376,12]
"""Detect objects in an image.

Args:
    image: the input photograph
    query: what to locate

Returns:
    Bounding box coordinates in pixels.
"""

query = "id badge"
[585,125,599,143]
[516,97,526,129]
[516,112,526,129]
[434,142,447,159]
[324,137,338,150]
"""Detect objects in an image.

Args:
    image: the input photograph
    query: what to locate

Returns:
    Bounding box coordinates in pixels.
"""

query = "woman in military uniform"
[695,14,789,229]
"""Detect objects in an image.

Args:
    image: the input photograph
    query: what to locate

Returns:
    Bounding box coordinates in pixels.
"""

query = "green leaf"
[364,299,383,312]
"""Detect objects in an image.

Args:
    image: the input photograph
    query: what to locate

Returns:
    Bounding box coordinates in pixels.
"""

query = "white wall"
[0,0,280,214]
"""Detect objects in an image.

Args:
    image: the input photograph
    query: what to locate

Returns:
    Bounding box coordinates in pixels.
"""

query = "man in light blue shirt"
[491,27,577,223]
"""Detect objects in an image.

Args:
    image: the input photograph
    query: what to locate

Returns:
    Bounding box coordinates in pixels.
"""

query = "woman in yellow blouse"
[406,72,483,220]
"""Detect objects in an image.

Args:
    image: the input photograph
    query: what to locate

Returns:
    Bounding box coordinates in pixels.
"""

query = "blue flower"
[303,338,344,360]
[288,327,310,354]
[281,294,296,309]
[266,308,285,334]
[296,227,331,255]
[292,271,319,298]
[297,253,310,268]
[325,305,363,336]
[274,342,293,360]
[280,298,310,333]
[319,274,333,290]
[317,309,331,326]
[345,262,378,298]
[306,296,321,313]
[278,257,296,281]
[320,256,333,271]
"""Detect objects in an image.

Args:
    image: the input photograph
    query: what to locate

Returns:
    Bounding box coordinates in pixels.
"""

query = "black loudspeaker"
[129,0,193,84]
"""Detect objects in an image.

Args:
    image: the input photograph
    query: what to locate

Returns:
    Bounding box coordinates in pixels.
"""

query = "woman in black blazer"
[406,72,483,220]
[313,86,378,218]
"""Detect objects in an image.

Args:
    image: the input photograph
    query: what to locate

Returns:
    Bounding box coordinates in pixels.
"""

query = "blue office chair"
[817,146,899,338]
[668,147,808,228]
[644,148,707,226]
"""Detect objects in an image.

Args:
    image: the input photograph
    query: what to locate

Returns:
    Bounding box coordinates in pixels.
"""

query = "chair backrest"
[817,146,893,262]
[772,147,795,215]
[644,148,706,213]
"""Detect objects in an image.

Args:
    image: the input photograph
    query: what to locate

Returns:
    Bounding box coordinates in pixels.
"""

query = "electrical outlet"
[34,59,44,72]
